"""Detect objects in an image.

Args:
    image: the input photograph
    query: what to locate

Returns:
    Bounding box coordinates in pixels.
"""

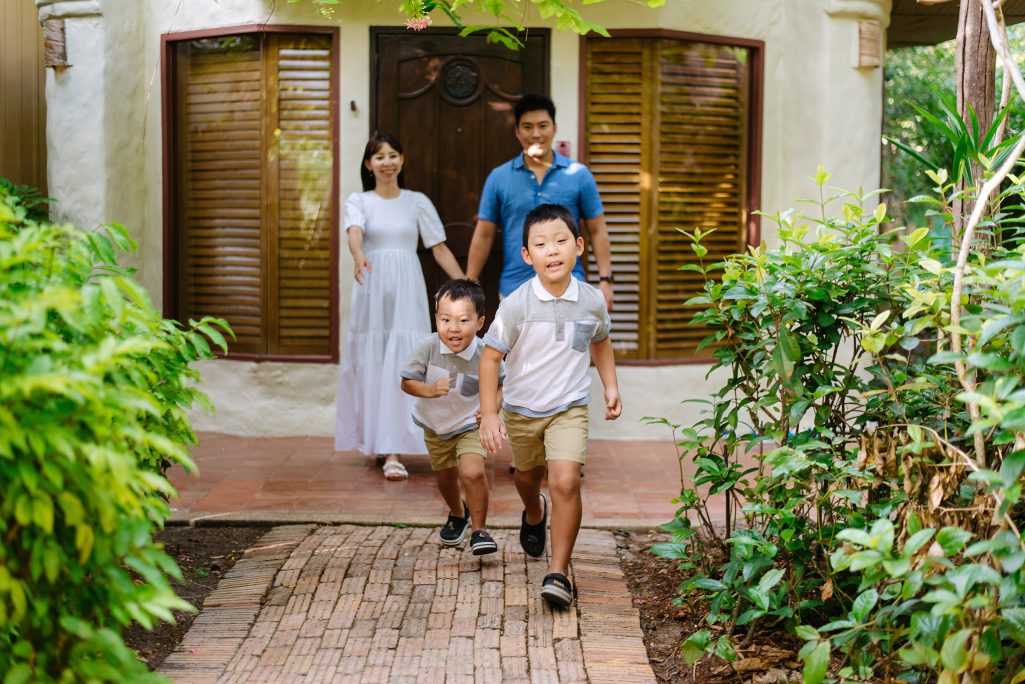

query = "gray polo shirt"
[483,276,610,417]
[400,335,503,439]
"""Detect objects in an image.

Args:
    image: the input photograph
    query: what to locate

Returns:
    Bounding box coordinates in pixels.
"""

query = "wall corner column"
[35,0,108,229]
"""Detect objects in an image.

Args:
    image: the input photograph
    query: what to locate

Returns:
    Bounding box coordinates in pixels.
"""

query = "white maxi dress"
[334,190,446,455]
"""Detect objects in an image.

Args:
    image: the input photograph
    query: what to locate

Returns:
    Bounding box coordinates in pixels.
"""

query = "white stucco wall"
[41,0,888,441]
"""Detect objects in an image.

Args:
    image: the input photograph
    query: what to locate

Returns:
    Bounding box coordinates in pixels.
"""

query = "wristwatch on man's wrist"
[598,273,614,284]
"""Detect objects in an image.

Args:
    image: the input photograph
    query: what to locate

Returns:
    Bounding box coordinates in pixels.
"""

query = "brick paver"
[158,525,655,683]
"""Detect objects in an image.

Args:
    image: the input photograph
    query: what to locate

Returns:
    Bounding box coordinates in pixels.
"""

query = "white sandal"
[382,460,408,481]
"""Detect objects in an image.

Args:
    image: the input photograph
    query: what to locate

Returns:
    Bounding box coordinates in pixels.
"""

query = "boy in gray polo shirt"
[401,279,502,556]
[478,204,622,607]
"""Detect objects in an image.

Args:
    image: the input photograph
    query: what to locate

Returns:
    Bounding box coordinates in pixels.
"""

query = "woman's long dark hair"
[360,132,406,191]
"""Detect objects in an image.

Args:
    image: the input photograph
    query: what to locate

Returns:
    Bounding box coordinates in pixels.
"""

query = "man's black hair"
[522,203,579,249]
[435,279,486,318]
[514,93,556,126]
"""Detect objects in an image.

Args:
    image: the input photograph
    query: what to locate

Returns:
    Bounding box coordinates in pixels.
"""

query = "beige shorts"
[502,405,589,471]
[423,428,487,471]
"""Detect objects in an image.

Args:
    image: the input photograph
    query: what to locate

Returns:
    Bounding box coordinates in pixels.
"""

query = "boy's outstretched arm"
[401,377,451,398]
[478,346,507,452]
[590,336,622,420]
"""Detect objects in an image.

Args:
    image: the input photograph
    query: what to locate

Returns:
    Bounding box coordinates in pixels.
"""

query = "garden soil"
[123,525,265,669]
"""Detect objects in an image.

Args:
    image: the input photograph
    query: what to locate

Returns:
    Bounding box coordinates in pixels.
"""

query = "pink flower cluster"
[405,15,432,30]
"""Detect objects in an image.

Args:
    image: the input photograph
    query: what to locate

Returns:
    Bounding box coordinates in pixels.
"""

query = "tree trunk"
[954,0,996,243]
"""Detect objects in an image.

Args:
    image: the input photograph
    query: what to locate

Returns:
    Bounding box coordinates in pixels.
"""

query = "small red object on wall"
[556,140,571,157]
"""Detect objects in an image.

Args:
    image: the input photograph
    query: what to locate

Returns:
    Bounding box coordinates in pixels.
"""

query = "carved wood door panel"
[373,29,549,325]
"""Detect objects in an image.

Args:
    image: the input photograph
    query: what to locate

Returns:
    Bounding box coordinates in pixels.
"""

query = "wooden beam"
[42,18,66,68]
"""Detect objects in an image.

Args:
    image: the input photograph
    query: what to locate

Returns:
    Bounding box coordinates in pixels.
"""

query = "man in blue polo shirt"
[465,94,615,311]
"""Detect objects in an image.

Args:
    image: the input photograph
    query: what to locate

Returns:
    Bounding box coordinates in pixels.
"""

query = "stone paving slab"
[158,525,655,683]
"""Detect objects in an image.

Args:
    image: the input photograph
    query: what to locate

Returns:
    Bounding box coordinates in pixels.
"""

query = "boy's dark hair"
[435,279,486,318]
[514,93,556,126]
[522,203,579,248]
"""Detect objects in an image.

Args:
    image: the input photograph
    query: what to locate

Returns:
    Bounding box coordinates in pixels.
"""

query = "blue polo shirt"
[478,151,604,296]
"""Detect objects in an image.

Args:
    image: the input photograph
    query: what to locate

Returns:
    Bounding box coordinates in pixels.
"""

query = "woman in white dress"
[335,133,464,480]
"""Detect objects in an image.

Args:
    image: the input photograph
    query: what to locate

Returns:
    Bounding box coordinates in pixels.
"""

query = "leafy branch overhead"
[289,0,665,48]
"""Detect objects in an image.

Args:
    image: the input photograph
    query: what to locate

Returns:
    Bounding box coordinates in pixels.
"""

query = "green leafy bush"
[0,184,230,681]
[654,165,1025,682]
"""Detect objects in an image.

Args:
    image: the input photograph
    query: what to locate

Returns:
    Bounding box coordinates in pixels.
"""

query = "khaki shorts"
[502,405,589,471]
[423,428,487,471]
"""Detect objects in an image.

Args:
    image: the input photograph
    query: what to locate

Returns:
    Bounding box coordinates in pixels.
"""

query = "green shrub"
[0,178,51,222]
[0,184,230,681]
[655,166,1025,682]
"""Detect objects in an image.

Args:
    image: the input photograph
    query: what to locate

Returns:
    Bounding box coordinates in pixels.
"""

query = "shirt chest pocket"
[425,364,449,385]
[459,374,479,397]
[571,319,598,352]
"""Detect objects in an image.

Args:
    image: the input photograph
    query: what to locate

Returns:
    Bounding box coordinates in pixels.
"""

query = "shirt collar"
[438,334,479,360]
[512,150,570,170]
[531,275,579,302]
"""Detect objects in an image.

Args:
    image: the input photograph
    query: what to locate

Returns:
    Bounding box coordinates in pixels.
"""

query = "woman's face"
[365,142,404,185]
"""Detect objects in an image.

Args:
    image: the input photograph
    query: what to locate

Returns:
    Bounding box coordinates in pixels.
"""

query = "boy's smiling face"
[436,294,484,354]
[521,218,585,294]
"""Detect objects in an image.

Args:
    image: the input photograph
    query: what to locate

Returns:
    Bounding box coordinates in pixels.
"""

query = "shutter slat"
[585,39,645,356]
[177,39,264,354]
[273,34,334,356]
[654,41,748,357]
[585,37,751,360]
[175,32,335,357]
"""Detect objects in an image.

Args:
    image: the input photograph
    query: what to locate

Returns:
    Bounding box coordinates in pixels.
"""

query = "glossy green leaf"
[803,640,830,684]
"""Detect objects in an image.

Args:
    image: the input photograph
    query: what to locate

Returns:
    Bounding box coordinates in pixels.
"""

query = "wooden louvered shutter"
[270,35,333,356]
[584,36,751,360]
[653,41,748,358]
[176,36,264,354]
[584,39,648,357]
[173,32,335,359]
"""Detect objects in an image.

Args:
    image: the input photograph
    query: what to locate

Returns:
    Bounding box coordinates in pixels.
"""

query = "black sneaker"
[519,492,548,558]
[439,503,470,546]
[470,530,498,556]
[540,572,574,608]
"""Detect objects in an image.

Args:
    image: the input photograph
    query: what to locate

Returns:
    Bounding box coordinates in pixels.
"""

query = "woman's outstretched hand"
[353,251,372,284]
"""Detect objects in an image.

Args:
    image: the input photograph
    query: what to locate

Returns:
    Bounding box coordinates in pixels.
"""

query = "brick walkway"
[158,525,655,683]
[155,432,747,681]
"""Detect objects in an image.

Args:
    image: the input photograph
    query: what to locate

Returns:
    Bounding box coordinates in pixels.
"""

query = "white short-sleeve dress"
[334,189,447,455]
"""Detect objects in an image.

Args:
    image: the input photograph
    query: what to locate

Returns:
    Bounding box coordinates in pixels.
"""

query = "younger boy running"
[478,203,621,607]
[401,279,501,556]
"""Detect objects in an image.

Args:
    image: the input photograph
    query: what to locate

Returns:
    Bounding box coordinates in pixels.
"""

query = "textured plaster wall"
[92,0,887,439]
[43,15,107,230]
[102,0,147,272]
[41,0,146,265]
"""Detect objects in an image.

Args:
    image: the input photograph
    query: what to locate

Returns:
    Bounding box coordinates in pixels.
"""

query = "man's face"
[515,109,557,161]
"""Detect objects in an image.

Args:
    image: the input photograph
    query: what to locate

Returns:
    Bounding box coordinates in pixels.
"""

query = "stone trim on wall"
[36,0,101,22]
[825,0,892,25]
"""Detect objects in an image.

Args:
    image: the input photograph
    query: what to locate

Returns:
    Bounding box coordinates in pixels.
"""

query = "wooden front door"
[372,28,549,325]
